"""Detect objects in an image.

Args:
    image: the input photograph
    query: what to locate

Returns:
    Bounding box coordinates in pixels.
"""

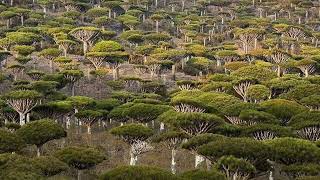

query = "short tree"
[110,123,153,166]
[38,48,62,73]
[182,134,226,168]
[0,129,25,153]
[215,155,256,180]
[55,146,105,180]
[33,156,68,177]
[61,70,84,96]
[295,59,316,77]
[75,110,103,134]
[159,111,225,135]
[232,78,257,102]
[69,27,100,54]
[266,137,320,165]
[260,99,307,125]
[247,85,271,103]
[16,119,66,157]
[153,131,189,174]
[3,90,42,125]
[289,112,320,141]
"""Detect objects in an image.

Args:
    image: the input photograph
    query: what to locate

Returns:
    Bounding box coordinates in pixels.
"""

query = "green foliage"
[91,40,123,52]
[239,110,278,124]
[198,137,271,171]
[100,166,180,180]
[182,134,226,151]
[33,156,68,177]
[260,99,307,124]
[0,153,42,180]
[266,137,320,164]
[3,90,42,100]
[241,124,292,139]
[215,155,256,177]
[55,146,105,170]
[159,110,225,135]
[12,45,35,56]
[95,98,121,111]
[66,96,95,108]
[16,119,66,147]
[247,85,271,102]
[289,111,320,130]
[279,84,320,101]
[231,65,277,82]
[0,129,25,153]
[75,109,103,119]
[110,123,153,142]
[281,164,320,179]
[180,169,226,180]
[208,74,234,82]
[126,103,171,123]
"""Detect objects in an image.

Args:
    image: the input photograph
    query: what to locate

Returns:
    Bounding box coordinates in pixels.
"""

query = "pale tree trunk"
[19,112,25,126]
[160,122,165,131]
[71,83,75,96]
[171,149,177,174]
[269,171,274,180]
[195,154,204,168]
[77,170,82,180]
[172,65,176,80]
[63,48,67,57]
[156,21,159,33]
[305,69,309,77]
[83,41,88,54]
[112,68,119,80]
[26,113,30,123]
[49,60,53,73]
[36,145,42,157]
[21,15,24,26]
[87,125,91,134]
[66,116,71,129]
[130,146,137,166]
[277,65,281,77]
[155,0,158,8]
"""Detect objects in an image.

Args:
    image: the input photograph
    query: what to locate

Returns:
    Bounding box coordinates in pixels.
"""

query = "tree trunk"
[160,122,165,131]
[71,83,75,96]
[83,41,88,54]
[171,149,177,174]
[6,19,9,29]
[21,15,24,26]
[77,170,82,180]
[36,145,42,157]
[305,69,309,77]
[19,113,25,126]
[26,113,30,123]
[217,59,222,67]
[130,146,137,166]
[87,125,91,134]
[171,65,176,80]
[156,21,159,33]
[277,65,281,77]
[195,154,204,168]
[112,68,119,80]
[63,48,67,57]
[49,60,53,73]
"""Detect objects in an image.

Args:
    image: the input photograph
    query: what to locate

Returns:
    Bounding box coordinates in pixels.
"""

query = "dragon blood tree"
[153,130,189,174]
[3,90,42,125]
[75,109,104,134]
[110,123,153,166]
